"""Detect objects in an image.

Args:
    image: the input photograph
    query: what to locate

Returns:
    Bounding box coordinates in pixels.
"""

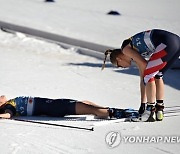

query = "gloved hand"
[138,103,146,115]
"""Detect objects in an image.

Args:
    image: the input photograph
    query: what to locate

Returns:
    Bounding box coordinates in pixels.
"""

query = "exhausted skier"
[102,29,180,122]
[0,95,136,119]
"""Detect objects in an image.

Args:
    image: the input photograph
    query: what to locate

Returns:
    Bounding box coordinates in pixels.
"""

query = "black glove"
[138,103,146,115]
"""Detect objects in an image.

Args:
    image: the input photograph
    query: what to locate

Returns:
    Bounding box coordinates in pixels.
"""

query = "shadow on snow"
[68,62,180,90]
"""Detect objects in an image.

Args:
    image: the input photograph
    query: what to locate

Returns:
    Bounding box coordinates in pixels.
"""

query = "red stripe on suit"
[143,43,167,84]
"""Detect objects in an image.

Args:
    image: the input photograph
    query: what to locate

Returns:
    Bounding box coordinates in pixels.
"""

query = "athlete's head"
[0,95,7,107]
[102,49,132,70]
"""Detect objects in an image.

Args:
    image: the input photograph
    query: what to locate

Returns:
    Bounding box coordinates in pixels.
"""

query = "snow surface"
[0,0,180,154]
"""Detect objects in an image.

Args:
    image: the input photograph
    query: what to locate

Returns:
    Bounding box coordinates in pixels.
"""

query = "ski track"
[151,146,174,154]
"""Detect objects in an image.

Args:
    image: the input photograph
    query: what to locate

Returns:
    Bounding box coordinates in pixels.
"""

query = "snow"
[0,0,179,47]
[0,0,180,153]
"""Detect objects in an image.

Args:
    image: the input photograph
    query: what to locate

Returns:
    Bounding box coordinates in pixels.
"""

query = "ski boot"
[155,103,164,121]
[108,108,139,119]
[132,103,156,122]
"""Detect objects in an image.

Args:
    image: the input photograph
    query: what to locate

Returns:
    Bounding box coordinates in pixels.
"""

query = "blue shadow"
[68,62,180,90]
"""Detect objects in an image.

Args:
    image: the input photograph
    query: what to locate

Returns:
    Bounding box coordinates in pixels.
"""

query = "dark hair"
[110,49,122,64]
[102,49,121,70]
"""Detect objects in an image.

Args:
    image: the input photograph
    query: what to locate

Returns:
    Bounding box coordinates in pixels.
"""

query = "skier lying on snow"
[0,95,137,119]
[102,29,180,122]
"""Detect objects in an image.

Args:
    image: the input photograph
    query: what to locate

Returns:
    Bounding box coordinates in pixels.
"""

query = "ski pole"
[10,118,94,131]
